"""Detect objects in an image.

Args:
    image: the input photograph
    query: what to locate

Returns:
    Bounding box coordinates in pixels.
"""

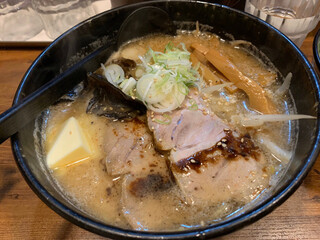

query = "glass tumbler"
[0,0,43,41]
[32,0,95,40]
[245,0,320,47]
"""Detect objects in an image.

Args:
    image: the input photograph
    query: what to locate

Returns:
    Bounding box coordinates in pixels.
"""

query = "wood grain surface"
[1,28,320,240]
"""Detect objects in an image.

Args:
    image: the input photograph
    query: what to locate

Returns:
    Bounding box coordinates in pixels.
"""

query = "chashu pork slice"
[104,118,160,176]
[121,165,176,231]
[148,88,229,161]
[147,89,270,205]
[172,153,269,205]
[169,109,227,160]
[147,89,227,151]
[104,118,176,230]
[120,146,177,230]
[147,109,182,150]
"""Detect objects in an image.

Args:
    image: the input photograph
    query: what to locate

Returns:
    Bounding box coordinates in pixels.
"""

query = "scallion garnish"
[154,114,172,125]
[134,43,201,112]
[188,99,198,110]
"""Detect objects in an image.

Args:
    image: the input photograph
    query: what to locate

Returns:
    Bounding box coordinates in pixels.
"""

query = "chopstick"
[0,43,115,144]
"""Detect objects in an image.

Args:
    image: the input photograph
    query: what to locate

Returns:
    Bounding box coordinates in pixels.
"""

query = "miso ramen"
[35,31,306,231]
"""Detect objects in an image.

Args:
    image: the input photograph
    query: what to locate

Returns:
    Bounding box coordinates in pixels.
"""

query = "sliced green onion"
[133,42,201,112]
[101,64,125,85]
[177,82,189,96]
[120,77,136,94]
[188,99,198,110]
[154,114,172,125]
[164,42,174,53]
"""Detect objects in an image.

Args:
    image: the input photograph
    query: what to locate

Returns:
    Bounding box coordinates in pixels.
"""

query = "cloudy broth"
[36,32,296,231]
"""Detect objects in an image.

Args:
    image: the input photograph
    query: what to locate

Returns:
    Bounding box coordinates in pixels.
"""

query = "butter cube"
[47,117,92,169]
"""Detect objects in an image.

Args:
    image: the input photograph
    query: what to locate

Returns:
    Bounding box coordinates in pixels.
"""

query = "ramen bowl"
[11,1,320,239]
[313,27,320,75]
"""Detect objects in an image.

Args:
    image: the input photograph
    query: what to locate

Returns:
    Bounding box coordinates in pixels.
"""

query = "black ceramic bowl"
[11,0,320,239]
[313,28,320,74]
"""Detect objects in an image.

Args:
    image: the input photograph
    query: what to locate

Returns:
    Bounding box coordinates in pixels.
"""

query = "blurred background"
[0,0,246,44]
[1,0,319,48]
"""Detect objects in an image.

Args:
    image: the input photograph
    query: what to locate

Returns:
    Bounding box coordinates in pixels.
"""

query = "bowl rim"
[11,0,320,239]
[313,27,320,73]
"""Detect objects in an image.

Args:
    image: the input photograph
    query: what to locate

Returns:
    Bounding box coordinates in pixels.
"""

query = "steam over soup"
[35,31,314,231]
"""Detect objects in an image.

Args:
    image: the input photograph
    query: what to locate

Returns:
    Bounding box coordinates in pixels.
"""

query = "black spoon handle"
[117,6,176,48]
[0,44,115,144]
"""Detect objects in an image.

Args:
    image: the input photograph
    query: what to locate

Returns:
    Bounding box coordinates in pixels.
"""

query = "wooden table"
[1,30,320,240]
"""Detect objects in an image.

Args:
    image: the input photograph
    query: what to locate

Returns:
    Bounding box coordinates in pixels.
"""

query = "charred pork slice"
[119,135,174,230]
[147,89,270,205]
[172,154,269,205]
[121,169,175,230]
[104,117,175,230]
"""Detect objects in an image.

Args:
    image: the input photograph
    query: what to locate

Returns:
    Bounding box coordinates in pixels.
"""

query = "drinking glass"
[0,0,43,41]
[245,0,320,47]
[32,0,95,40]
